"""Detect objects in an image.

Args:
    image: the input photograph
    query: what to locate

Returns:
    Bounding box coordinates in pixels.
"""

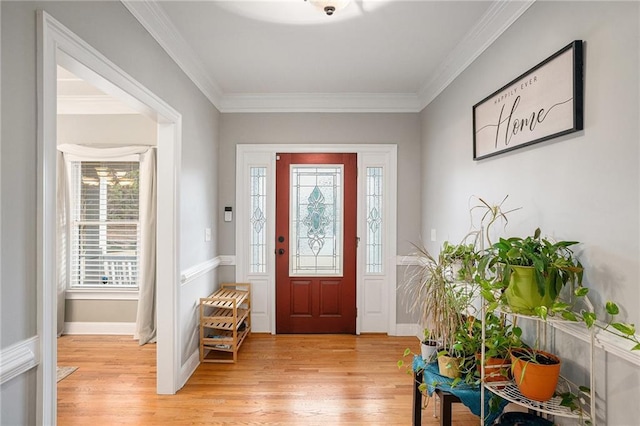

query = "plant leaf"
[403,348,411,357]
[583,312,596,328]
[575,286,590,297]
[561,311,578,322]
[611,322,636,336]
[534,306,548,320]
[552,302,571,312]
[632,343,640,351]
[605,301,620,316]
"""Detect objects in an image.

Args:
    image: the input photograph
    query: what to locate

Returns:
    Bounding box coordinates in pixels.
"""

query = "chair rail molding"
[180,256,235,285]
[0,336,40,385]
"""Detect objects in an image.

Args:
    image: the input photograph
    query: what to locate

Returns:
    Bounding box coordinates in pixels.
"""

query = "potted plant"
[479,312,523,383]
[509,347,561,402]
[403,243,473,358]
[441,241,479,283]
[481,228,583,315]
[437,315,479,381]
[420,329,439,362]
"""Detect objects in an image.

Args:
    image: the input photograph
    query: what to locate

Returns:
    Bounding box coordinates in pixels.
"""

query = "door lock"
[278,248,286,255]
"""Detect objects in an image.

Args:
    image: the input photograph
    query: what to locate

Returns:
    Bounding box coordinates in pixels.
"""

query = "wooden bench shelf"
[199,283,251,363]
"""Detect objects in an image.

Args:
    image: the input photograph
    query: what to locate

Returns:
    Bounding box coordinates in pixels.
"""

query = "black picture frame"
[472,40,583,161]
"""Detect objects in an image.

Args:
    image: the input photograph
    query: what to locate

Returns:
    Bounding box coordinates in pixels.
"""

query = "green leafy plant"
[402,243,477,352]
[481,227,583,302]
[483,312,523,360]
[441,241,479,282]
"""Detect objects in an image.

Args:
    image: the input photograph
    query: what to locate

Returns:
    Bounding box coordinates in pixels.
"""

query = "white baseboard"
[64,322,135,335]
[395,323,422,338]
[179,349,200,390]
[0,336,39,385]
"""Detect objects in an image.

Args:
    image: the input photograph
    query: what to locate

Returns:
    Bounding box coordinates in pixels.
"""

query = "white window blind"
[70,161,140,288]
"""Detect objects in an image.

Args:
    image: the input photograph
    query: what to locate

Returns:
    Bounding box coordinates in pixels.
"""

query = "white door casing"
[235,144,397,335]
[38,10,182,425]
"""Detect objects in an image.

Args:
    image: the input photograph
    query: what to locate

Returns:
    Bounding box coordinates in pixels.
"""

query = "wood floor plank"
[57,334,479,425]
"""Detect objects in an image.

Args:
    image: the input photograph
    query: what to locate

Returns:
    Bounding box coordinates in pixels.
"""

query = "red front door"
[275,153,357,334]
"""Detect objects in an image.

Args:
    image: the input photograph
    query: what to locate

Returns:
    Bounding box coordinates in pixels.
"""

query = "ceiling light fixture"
[306,0,351,16]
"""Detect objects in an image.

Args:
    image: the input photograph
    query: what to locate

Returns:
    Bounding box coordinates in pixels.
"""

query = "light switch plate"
[205,228,212,242]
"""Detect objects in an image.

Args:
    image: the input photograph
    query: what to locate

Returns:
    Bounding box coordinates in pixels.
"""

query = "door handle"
[278,248,285,255]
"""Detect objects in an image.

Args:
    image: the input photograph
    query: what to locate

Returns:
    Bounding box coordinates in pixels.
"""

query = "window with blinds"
[70,161,140,288]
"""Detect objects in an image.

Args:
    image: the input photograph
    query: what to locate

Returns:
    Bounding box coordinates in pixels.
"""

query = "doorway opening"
[38,11,182,424]
[235,144,398,336]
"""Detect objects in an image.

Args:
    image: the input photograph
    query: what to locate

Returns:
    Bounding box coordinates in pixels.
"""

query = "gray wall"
[420,1,639,424]
[1,2,220,424]
[218,113,423,323]
[57,114,157,146]
[65,300,137,323]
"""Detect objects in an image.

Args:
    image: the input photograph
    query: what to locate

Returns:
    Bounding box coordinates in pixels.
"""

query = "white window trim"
[236,144,398,335]
[67,158,141,290]
[65,289,139,300]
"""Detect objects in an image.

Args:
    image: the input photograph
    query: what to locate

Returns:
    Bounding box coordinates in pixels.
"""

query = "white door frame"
[37,11,182,424]
[235,144,397,335]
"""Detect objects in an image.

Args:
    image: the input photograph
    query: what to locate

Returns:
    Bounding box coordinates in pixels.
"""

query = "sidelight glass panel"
[250,167,267,273]
[290,165,343,276]
[366,167,383,273]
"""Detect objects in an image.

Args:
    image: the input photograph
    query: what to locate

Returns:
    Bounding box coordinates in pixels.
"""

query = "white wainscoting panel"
[361,277,387,332]
[248,277,270,333]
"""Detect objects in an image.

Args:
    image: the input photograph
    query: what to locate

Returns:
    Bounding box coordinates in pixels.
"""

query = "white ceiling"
[161,1,488,94]
[119,1,534,113]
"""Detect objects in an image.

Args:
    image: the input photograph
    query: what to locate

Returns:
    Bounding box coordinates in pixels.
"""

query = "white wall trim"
[395,323,422,338]
[63,322,136,335]
[179,349,200,389]
[417,0,535,110]
[65,289,139,300]
[218,93,422,113]
[396,255,419,266]
[180,257,221,285]
[218,255,236,266]
[0,337,40,385]
[122,0,533,113]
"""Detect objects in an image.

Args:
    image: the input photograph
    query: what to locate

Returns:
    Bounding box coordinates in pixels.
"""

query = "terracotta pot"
[437,354,461,379]
[510,349,561,401]
[476,353,511,383]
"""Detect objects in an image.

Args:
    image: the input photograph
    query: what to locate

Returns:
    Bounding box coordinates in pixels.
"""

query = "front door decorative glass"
[290,165,343,276]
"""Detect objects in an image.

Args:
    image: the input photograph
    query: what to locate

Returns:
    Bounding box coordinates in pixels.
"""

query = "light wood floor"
[57,334,479,425]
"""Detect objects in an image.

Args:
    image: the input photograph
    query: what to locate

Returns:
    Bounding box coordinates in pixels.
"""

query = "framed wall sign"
[473,40,583,160]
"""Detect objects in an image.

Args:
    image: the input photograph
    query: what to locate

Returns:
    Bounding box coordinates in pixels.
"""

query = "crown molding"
[218,92,422,113]
[121,0,223,107]
[417,0,535,110]
[122,0,534,113]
